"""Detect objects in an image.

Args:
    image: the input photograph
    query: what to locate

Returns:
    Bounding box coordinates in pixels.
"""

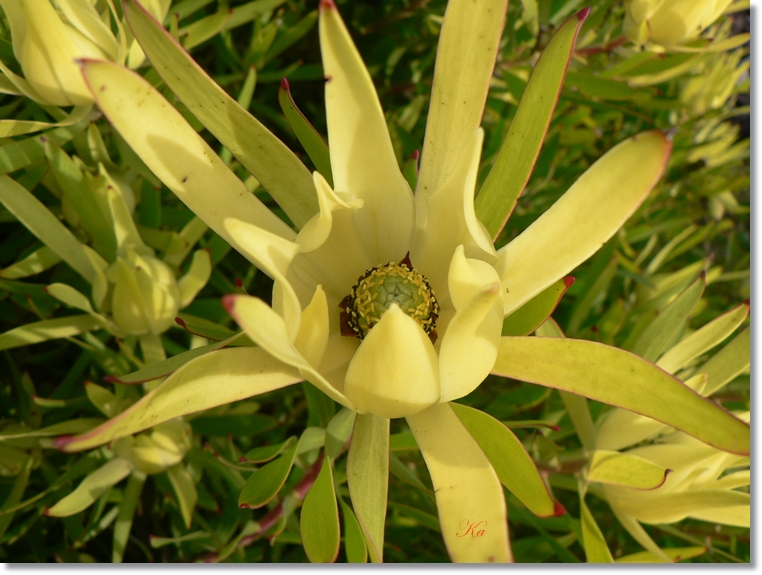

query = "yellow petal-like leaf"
[58,347,302,452]
[319,1,413,264]
[492,336,749,455]
[123,0,317,228]
[496,131,671,315]
[417,0,508,196]
[81,59,296,258]
[587,450,670,490]
[407,402,512,563]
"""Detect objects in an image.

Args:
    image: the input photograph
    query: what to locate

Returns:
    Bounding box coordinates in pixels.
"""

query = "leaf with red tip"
[502,277,573,337]
[122,0,317,228]
[475,10,589,239]
[451,403,559,518]
[493,336,750,455]
[278,78,333,186]
[587,450,671,490]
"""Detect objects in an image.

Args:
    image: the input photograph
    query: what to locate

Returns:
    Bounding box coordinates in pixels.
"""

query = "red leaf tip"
[553,501,566,517]
[53,435,74,451]
[411,150,420,161]
[235,278,244,288]
[280,77,290,90]
[563,276,575,288]
[239,503,251,510]
[576,6,591,21]
[102,375,119,383]
[175,317,187,328]
[221,294,237,314]
[319,0,336,9]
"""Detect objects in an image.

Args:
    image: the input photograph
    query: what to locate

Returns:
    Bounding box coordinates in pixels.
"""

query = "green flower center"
[340,256,439,342]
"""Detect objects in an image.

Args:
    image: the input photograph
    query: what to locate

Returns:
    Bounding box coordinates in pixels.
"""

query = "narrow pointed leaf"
[238,444,297,509]
[417,0,508,196]
[279,78,333,186]
[407,403,512,563]
[301,454,340,563]
[0,175,96,283]
[0,246,61,279]
[0,315,102,351]
[566,256,618,336]
[242,436,297,464]
[587,450,670,490]
[84,382,120,418]
[112,471,146,563]
[58,347,303,452]
[631,273,705,362]
[657,301,749,374]
[451,402,557,517]
[580,496,614,563]
[496,131,671,316]
[325,408,356,461]
[493,337,750,455]
[166,463,197,529]
[123,0,317,228]
[81,59,296,260]
[177,249,212,308]
[697,326,750,397]
[47,459,134,517]
[476,10,588,238]
[347,414,389,563]
[502,277,573,337]
[339,499,367,563]
[616,547,707,563]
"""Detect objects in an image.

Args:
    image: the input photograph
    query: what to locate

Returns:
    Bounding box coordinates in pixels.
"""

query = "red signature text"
[456,519,487,538]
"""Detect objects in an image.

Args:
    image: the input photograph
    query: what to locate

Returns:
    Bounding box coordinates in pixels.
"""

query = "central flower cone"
[341,255,440,342]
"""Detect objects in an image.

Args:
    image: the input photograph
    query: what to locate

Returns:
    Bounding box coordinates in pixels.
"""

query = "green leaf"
[616,547,707,563]
[492,336,749,455]
[0,175,96,284]
[0,458,32,540]
[389,430,417,451]
[47,458,134,517]
[631,273,705,362]
[301,455,340,563]
[325,408,356,461]
[112,471,146,563]
[166,463,197,530]
[0,315,103,351]
[59,347,302,452]
[242,436,297,464]
[44,140,116,261]
[657,301,749,374]
[566,256,618,336]
[696,326,750,397]
[502,277,572,337]
[586,450,669,490]
[475,10,588,238]
[123,0,317,228]
[339,499,367,563]
[389,452,431,494]
[278,78,333,187]
[191,413,275,437]
[0,114,90,175]
[347,414,389,563]
[174,313,237,341]
[84,382,120,418]
[0,246,61,279]
[451,402,557,517]
[579,494,614,563]
[238,443,297,509]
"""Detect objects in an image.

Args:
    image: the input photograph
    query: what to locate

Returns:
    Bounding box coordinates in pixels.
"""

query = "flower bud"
[106,248,181,336]
[112,419,192,475]
[624,0,734,47]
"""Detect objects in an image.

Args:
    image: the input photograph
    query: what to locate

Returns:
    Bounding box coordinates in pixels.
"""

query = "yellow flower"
[623,0,735,48]
[0,0,170,106]
[58,0,749,563]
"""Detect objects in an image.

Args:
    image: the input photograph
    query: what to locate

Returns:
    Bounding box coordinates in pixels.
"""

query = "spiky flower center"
[340,257,439,342]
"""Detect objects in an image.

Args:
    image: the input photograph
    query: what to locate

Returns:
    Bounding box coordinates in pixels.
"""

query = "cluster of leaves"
[0,0,749,563]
